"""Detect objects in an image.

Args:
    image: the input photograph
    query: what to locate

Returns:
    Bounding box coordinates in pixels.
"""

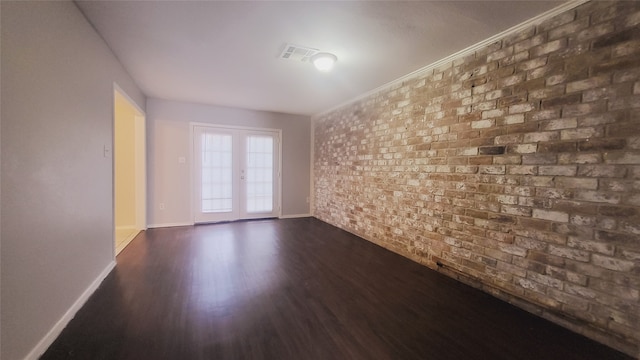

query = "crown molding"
[313,0,590,119]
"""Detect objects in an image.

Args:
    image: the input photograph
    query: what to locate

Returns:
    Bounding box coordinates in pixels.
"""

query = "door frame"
[113,84,147,257]
[190,122,283,223]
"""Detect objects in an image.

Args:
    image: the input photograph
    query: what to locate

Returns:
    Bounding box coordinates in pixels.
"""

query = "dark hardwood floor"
[41,218,632,360]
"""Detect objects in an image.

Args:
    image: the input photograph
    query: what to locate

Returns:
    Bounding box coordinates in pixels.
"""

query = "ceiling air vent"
[279,43,318,63]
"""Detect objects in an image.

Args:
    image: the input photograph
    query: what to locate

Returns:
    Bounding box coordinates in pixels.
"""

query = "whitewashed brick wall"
[313,1,640,356]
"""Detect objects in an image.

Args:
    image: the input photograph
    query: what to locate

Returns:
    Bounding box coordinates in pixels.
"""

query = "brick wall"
[313,1,640,356]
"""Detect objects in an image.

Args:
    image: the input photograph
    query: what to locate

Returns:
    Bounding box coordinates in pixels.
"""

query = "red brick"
[606,122,638,137]
[541,94,582,108]
[527,109,561,121]
[603,152,640,164]
[532,209,569,222]
[577,138,626,151]
[478,146,506,155]
[538,11,576,32]
[592,26,640,49]
[562,101,607,117]
[566,75,611,93]
[613,68,640,83]
[522,154,557,165]
[592,57,640,75]
[513,78,546,94]
[537,142,577,153]
[523,131,560,143]
[560,127,604,140]
[612,40,640,58]
[598,205,637,217]
[497,93,528,108]
[592,254,635,271]
[548,17,590,40]
[578,112,626,127]
[495,134,523,145]
[574,190,621,204]
[555,177,598,190]
[528,251,566,267]
[558,153,602,165]
[493,156,521,165]
[509,102,539,114]
[572,23,615,43]
[567,237,614,256]
[507,165,537,175]
[554,200,598,215]
[527,62,564,81]
[609,95,640,110]
[531,39,568,57]
[503,25,536,46]
[538,165,577,176]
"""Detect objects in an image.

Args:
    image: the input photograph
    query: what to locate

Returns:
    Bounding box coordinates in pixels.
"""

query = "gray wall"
[1,1,145,359]
[147,98,311,226]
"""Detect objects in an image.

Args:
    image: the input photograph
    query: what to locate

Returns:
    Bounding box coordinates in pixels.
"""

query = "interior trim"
[313,0,590,119]
[25,261,116,360]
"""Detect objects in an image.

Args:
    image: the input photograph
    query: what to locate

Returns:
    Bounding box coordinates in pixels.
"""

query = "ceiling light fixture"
[311,52,337,72]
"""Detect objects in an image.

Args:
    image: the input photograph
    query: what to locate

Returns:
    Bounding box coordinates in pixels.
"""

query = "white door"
[193,125,280,223]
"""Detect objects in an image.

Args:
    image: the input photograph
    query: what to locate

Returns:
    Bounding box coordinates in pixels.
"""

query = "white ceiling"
[76,1,564,116]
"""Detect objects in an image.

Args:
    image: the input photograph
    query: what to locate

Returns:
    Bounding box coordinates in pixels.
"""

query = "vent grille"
[279,43,318,62]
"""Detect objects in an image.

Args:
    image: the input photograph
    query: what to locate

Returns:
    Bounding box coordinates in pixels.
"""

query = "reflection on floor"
[42,218,632,360]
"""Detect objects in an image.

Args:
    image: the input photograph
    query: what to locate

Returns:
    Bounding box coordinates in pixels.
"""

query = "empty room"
[1,0,639,359]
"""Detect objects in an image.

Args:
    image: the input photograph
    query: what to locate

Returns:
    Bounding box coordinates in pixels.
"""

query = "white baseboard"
[25,261,116,360]
[116,229,141,255]
[279,213,312,219]
[148,216,312,227]
[147,222,193,229]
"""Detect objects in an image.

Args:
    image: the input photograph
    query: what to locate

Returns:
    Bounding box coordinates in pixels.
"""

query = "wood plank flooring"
[41,218,632,360]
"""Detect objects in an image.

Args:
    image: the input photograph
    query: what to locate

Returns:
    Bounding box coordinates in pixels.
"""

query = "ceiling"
[76,1,565,116]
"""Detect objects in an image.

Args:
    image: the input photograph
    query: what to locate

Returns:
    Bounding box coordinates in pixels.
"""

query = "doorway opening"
[114,87,146,255]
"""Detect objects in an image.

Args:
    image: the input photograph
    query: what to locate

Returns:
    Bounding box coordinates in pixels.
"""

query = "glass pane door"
[194,127,238,223]
[245,135,274,213]
[193,125,280,223]
[201,133,233,213]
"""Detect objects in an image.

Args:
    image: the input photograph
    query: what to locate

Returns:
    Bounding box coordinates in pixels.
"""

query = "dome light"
[311,52,337,72]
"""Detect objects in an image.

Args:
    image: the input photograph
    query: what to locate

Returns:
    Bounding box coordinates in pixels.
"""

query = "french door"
[193,125,280,223]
